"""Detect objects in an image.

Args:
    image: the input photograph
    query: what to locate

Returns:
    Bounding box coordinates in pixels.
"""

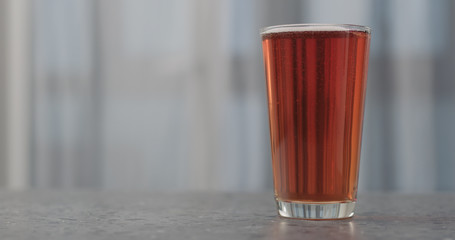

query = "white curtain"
[1,0,454,192]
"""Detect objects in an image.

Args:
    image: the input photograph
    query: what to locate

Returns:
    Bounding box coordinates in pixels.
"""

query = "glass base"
[276,200,356,220]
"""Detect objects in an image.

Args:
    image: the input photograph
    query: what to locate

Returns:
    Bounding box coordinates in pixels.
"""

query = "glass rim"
[260,23,371,35]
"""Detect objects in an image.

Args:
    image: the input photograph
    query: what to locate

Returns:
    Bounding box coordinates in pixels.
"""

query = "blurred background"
[0,0,454,192]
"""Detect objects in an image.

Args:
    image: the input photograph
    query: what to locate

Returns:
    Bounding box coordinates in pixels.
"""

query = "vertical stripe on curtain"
[30,0,102,188]
[3,0,31,189]
[0,0,9,187]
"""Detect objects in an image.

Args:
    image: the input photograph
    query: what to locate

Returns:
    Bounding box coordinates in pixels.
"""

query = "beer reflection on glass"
[261,24,371,219]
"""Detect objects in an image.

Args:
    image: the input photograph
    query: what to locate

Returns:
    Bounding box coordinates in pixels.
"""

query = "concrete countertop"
[0,191,454,239]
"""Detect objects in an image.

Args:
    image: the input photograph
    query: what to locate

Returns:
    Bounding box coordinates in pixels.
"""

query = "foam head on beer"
[262,24,371,36]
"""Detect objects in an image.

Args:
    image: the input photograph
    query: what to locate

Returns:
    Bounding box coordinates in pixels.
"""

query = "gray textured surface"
[0,191,454,239]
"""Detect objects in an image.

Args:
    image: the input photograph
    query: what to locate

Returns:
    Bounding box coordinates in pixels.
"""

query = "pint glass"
[261,24,371,219]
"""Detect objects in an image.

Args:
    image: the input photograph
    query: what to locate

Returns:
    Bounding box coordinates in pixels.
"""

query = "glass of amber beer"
[261,24,371,219]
